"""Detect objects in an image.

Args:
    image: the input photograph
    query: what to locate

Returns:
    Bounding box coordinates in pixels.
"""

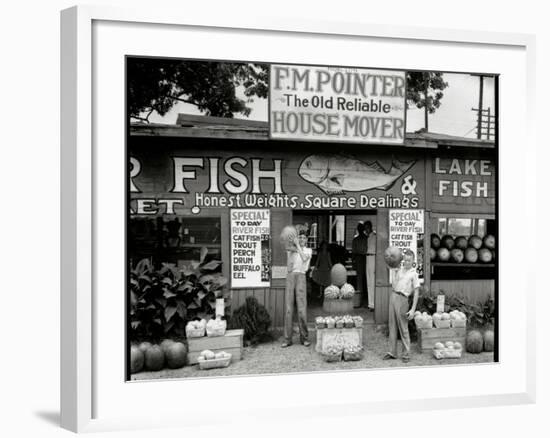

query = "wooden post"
[477,75,484,139]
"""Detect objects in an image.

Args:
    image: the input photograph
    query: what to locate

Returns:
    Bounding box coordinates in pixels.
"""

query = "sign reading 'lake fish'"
[269,64,406,144]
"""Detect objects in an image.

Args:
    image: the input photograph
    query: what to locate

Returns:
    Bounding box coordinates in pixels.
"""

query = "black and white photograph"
[127,57,497,380]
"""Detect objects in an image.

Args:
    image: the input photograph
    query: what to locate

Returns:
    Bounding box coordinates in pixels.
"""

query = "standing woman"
[311,240,333,298]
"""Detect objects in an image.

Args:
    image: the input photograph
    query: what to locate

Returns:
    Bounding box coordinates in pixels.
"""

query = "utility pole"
[471,73,487,139]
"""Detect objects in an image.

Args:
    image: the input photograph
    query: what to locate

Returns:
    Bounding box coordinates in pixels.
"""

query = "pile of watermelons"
[465,329,494,354]
[130,339,188,374]
[430,233,496,264]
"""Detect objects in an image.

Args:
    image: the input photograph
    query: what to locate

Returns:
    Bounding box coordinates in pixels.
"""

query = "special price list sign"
[270,64,406,144]
[230,209,271,288]
[389,209,424,278]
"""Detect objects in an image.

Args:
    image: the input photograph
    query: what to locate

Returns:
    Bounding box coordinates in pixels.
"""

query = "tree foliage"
[128,58,448,122]
[406,71,449,114]
[128,58,268,121]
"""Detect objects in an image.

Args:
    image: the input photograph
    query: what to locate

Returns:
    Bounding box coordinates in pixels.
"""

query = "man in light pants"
[383,249,420,363]
[282,232,312,348]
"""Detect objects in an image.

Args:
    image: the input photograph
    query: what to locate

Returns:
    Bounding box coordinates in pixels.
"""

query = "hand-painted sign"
[269,64,406,144]
[230,209,271,288]
[129,145,425,215]
[299,154,415,194]
[388,209,424,278]
[432,157,495,213]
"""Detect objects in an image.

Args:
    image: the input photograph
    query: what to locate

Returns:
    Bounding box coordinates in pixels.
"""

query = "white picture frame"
[60,5,536,433]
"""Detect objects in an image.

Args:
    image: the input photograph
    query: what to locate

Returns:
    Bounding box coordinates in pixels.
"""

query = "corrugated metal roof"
[130,114,495,149]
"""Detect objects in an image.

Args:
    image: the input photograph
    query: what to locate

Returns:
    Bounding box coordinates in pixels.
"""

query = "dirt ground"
[131,324,494,381]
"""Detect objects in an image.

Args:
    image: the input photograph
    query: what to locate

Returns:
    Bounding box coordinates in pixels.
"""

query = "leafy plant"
[228,296,273,345]
[129,250,228,342]
[416,289,495,329]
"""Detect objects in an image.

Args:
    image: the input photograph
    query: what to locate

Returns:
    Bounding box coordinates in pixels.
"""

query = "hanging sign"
[388,209,425,279]
[269,64,406,144]
[230,209,271,288]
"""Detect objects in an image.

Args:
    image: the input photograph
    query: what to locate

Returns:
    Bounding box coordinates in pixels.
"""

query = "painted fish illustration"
[298,154,415,194]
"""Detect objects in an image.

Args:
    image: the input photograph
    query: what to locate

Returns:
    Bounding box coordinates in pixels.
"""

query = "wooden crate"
[315,327,363,353]
[417,327,466,352]
[323,299,353,314]
[187,329,244,365]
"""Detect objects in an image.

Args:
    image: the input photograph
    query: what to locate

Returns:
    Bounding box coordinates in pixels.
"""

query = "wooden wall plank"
[430,280,494,303]
[375,286,391,324]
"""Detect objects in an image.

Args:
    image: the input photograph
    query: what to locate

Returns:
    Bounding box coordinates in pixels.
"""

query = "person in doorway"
[352,222,368,308]
[311,240,332,299]
[364,221,376,310]
[282,231,312,348]
[383,249,420,363]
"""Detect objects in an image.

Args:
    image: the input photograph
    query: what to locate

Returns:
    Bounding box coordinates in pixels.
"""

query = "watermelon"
[429,248,437,261]
[324,284,340,299]
[330,264,348,287]
[483,330,495,352]
[455,236,468,250]
[437,247,450,262]
[138,341,152,353]
[483,234,496,250]
[384,247,403,268]
[430,234,441,249]
[466,330,484,353]
[441,235,455,250]
[450,248,464,263]
[478,248,493,263]
[468,235,483,249]
[340,283,355,299]
[279,225,298,250]
[165,342,187,369]
[160,339,175,353]
[130,345,145,374]
[464,247,478,263]
[144,345,165,371]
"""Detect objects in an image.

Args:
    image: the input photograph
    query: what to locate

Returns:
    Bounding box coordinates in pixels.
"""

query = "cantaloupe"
[466,330,484,354]
[165,342,187,369]
[483,330,495,352]
[384,247,403,268]
[144,345,165,371]
[330,264,348,286]
[130,345,144,374]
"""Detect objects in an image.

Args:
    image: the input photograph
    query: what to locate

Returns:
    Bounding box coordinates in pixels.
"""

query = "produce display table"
[187,329,244,365]
[322,299,354,314]
[417,327,466,352]
[315,327,363,353]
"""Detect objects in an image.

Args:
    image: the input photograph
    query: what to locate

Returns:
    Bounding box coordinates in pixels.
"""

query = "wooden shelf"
[163,243,221,249]
[431,262,495,267]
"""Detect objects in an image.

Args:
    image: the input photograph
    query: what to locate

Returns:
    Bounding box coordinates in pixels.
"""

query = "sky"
[144,71,496,139]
